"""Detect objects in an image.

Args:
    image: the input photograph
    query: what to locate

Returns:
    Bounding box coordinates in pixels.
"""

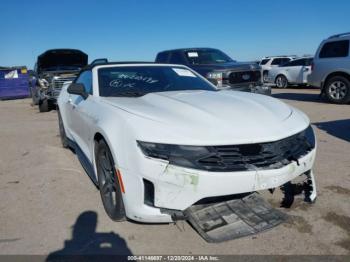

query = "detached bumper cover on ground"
[186,193,288,243]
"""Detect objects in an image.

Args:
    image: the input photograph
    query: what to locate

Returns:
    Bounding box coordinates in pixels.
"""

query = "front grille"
[196,131,313,172]
[51,76,76,90]
[228,70,261,84]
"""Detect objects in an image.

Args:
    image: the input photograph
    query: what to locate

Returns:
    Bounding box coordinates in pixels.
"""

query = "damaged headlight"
[38,78,50,89]
[137,141,210,169]
[137,126,316,171]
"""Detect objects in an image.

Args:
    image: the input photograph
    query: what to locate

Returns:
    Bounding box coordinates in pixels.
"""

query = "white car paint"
[266,58,313,86]
[58,63,317,223]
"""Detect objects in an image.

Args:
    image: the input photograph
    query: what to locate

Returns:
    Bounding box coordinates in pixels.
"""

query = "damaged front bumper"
[39,87,62,102]
[120,148,317,223]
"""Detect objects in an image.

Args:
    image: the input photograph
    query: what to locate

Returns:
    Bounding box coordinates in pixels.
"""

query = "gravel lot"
[0,88,349,256]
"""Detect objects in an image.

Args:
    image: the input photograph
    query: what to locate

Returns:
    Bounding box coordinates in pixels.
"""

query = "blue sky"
[1,0,350,68]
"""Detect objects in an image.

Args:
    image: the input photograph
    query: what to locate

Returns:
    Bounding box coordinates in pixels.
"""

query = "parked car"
[31,49,88,112]
[155,48,271,95]
[57,62,317,226]
[260,56,296,82]
[308,32,350,104]
[266,57,313,88]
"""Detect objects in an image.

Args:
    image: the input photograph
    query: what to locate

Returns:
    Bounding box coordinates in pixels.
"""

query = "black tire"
[58,110,69,148]
[275,75,288,88]
[324,76,350,104]
[96,140,126,221]
[263,72,268,82]
[31,87,39,105]
[39,99,50,112]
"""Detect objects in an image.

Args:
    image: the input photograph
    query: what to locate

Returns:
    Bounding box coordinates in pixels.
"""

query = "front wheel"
[58,110,69,148]
[31,87,40,105]
[263,72,268,82]
[39,99,50,112]
[324,76,350,104]
[96,140,126,221]
[275,75,288,88]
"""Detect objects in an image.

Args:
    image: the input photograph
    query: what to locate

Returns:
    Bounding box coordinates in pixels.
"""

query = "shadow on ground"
[46,211,132,261]
[272,91,323,103]
[314,119,350,142]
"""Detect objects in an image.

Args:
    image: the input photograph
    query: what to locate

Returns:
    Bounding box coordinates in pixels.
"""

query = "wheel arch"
[323,71,350,88]
[92,130,121,182]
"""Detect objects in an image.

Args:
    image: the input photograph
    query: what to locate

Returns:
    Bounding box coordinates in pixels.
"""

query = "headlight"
[206,72,224,87]
[207,72,223,79]
[137,141,211,169]
[303,125,316,149]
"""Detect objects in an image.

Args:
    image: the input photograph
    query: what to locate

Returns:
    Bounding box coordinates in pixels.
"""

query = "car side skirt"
[67,138,98,187]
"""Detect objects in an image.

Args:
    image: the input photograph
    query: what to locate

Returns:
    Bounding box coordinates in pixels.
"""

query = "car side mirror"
[67,83,88,99]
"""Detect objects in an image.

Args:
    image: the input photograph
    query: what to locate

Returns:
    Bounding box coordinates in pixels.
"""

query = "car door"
[290,58,312,84]
[282,59,304,83]
[300,58,313,84]
[67,71,94,159]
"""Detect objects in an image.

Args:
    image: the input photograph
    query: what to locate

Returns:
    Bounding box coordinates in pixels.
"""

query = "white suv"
[260,56,296,82]
[308,32,350,104]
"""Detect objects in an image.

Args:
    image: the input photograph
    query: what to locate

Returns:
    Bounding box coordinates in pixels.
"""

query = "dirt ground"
[0,87,349,257]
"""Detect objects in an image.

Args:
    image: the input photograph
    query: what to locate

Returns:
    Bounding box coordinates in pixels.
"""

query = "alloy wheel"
[276,76,287,88]
[328,81,347,100]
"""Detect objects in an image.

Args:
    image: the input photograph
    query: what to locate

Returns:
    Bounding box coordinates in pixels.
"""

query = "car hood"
[100,90,308,145]
[37,49,88,73]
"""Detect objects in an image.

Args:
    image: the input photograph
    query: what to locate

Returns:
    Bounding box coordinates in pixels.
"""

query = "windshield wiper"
[115,91,146,97]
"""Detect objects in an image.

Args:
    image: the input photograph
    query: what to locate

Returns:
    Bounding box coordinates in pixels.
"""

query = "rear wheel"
[324,76,350,104]
[275,75,288,88]
[96,140,126,221]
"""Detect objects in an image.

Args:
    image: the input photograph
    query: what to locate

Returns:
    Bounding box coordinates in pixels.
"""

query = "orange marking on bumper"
[116,169,125,194]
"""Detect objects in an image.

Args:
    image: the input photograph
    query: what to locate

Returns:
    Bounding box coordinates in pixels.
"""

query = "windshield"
[185,50,233,65]
[98,66,216,97]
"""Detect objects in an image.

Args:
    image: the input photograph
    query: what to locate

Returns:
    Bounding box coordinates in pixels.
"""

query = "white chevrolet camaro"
[57,63,317,223]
